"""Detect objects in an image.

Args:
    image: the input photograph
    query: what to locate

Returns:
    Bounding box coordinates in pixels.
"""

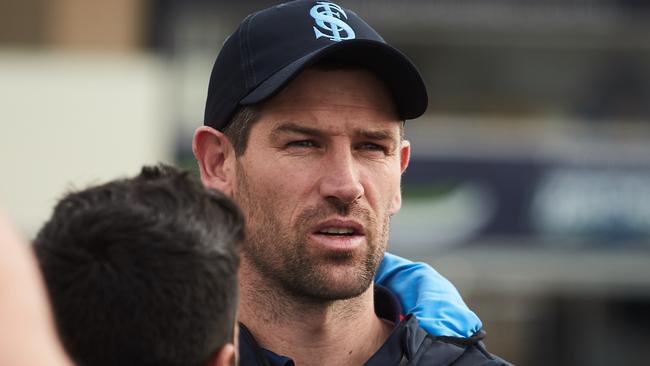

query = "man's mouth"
[309,219,366,251]
[312,219,364,237]
[317,227,357,236]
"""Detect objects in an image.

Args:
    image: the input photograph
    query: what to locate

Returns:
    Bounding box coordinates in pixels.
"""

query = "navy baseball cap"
[204,0,428,130]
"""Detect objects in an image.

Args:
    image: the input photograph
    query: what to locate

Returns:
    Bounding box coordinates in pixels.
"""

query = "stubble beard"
[234,166,389,303]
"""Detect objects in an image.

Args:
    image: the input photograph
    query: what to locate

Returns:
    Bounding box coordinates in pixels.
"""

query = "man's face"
[233,68,409,301]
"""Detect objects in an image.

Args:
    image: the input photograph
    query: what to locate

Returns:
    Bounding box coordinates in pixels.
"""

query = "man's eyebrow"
[270,122,398,141]
[355,128,397,141]
[271,122,326,139]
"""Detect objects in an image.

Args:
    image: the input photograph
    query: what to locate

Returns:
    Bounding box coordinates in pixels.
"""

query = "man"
[0,212,72,366]
[193,1,509,365]
[33,165,243,366]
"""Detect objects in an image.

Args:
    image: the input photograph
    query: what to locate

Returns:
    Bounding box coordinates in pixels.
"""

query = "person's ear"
[208,343,236,366]
[399,139,410,174]
[389,140,410,216]
[193,126,236,197]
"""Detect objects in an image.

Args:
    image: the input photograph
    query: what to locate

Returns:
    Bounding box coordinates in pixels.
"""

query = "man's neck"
[238,261,393,366]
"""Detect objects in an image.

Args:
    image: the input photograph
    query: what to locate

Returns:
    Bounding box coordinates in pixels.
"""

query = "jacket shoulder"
[404,318,511,366]
[409,336,511,365]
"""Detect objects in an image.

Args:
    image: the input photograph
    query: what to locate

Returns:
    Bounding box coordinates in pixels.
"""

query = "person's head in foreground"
[193,1,506,365]
[34,165,244,366]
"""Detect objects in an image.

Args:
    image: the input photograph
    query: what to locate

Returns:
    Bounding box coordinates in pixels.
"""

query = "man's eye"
[287,140,317,148]
[358,143,385,152]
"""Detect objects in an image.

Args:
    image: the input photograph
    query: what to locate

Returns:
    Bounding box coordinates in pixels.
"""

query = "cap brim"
[240,39,428,120]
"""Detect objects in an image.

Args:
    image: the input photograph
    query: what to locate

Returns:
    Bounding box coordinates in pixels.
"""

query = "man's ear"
[207,343,236,366]
[193,126,236,197]
[399,140,410,174]
[389,140,411,216]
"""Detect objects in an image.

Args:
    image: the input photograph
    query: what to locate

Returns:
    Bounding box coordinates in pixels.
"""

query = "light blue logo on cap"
[310,1,356,42]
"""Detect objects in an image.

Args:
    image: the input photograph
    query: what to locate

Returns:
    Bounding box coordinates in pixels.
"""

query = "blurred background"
[1,0,649,364]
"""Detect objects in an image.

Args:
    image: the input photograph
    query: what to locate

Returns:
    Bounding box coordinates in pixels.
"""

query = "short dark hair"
[223,105,260,156]
[222,59,405,157]
[33,164,244,366]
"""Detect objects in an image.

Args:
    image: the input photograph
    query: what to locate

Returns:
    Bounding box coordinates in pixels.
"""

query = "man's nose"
[317,148,364,206]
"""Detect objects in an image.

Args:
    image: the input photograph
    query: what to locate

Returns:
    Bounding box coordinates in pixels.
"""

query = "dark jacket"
[239,285,510,365]
[239,314,510,366]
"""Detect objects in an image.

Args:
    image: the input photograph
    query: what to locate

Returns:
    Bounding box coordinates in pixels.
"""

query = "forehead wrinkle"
[270,121,326,137]
[271,104,393,115]
[270,88,397,115]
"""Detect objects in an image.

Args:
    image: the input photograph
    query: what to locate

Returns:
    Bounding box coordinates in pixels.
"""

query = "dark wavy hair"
[34,164,244,366]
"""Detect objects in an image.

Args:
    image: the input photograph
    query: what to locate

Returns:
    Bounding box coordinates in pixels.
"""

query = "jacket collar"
[237,286,476,366]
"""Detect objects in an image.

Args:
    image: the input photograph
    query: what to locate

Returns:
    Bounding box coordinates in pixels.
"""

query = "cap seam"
[241,12,260,90]
[238,14,251,90]
[236,16,248,91]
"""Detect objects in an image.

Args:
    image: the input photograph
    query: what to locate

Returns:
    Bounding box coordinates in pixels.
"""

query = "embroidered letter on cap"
[310,1,356,42]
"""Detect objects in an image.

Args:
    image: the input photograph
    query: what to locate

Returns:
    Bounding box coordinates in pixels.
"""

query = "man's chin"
[288,282,371,302]
[283,265,376,302]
